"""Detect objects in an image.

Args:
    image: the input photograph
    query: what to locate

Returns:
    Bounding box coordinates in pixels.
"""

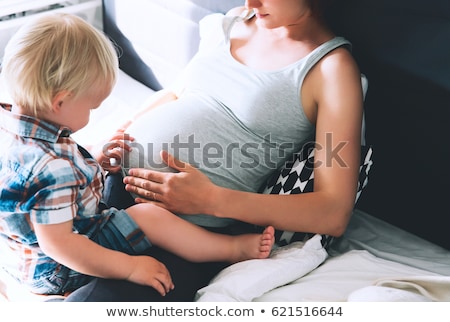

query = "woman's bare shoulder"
[320,47,361,79]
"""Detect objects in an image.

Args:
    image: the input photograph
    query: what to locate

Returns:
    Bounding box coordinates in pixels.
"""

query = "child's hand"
[93,129,135,173]
[127,255,174,296]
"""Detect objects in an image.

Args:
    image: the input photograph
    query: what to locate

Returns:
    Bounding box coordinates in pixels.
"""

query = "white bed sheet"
[330,210,450,276]
[252,210,450,302]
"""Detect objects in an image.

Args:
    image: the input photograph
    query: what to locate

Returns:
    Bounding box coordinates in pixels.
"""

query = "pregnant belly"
[124,95,226,172]
[122,94,270,194]
[122,94,257,227]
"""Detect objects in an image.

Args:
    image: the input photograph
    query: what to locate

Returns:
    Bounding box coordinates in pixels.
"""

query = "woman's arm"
[216,49,363,237]
[34,220,174,295]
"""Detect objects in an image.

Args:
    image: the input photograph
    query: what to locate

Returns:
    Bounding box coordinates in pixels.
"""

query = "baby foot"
[232,226,275,263]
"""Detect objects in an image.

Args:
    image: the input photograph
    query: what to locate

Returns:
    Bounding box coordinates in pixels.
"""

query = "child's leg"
[126,203,275,263]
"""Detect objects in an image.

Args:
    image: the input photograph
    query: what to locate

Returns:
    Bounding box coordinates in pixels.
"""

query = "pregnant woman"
[67,0,364,301]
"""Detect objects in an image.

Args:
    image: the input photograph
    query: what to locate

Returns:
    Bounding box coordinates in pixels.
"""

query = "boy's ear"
[51,91,71,113]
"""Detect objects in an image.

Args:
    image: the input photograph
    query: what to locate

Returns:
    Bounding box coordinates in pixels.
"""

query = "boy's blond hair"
[1,13,119,117]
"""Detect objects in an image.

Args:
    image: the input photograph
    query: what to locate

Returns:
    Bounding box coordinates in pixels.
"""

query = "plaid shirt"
[0,104,107,285]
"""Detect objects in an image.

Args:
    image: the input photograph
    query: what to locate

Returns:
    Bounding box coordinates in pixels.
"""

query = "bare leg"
[126,203,275,263]
[228,226,275,263]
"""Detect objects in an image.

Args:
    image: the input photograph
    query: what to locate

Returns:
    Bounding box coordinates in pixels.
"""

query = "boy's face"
[52,85,112,133]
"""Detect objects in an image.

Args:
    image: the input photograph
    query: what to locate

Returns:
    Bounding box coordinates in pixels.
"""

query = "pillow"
[262,142,373,248]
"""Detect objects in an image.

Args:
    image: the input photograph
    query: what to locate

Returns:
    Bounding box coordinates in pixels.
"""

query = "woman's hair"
[1,13,119,117]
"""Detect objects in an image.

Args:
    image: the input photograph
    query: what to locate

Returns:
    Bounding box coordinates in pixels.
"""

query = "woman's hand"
[93,129,135,174]
[123,151,217,215]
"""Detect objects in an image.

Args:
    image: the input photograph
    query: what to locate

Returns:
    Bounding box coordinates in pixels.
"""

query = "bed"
[1,0,449,302]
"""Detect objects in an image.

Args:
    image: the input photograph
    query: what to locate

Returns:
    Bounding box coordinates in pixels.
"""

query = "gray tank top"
[125,13,351,227]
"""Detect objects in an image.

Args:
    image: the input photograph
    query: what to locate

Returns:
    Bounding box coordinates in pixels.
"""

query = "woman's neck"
[257,14,333,45]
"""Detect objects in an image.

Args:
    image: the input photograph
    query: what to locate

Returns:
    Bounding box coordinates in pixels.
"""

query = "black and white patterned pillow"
[262,142,373,248]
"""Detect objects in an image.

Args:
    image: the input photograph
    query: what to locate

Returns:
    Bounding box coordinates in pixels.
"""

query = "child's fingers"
[150,280,167,297]
[107,130,135,143]
[149,273,174,297]
[103,162,122,174]
[98,156,122,173]
[158,271,175,294]
[96,146,124,171]
[101,140,133,157]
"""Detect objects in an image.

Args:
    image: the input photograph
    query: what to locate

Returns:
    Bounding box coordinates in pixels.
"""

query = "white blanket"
[195,234,328,302]
[347,274,450,302]
[366,276,450,301]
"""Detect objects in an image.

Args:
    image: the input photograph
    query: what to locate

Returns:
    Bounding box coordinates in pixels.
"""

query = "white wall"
[0,0,103,103]
[0,0,102,60]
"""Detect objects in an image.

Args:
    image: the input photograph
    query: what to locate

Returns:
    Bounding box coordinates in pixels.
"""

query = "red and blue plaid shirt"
[0,104,107,285]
